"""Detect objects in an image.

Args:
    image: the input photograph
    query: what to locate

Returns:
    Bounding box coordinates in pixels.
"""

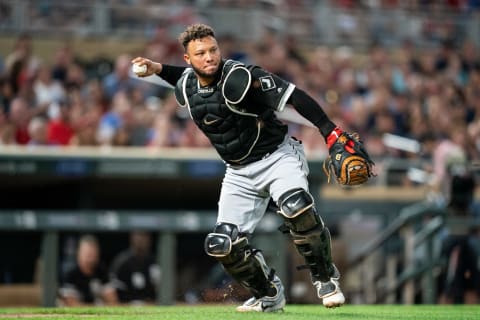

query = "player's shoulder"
[111,250,134,269]
[178,67,195,81]
[246,65,289,92]
[174,67,194,82]
[222,59,250,77]
[222,60,252,105]
[247,65,272,78]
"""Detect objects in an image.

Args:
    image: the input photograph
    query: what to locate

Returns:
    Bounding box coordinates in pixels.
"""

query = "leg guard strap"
[292,225,335,282]
[217,238,277,298]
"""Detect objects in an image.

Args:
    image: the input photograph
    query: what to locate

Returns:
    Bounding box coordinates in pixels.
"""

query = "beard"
[191,63,220,81]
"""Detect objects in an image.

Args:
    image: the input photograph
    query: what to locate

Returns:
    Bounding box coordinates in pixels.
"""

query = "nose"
[205,52,213,61]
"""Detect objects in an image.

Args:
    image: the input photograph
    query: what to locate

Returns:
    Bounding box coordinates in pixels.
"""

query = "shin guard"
[205,223,277,298]
[291,225,335,282]
[278,188,336,282]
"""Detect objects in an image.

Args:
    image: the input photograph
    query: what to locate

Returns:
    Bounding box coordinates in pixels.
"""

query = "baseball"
[132,63,147,75]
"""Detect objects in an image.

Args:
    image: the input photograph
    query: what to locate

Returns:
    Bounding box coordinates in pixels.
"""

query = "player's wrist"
[152,62,163,74]
[326,127,343,149]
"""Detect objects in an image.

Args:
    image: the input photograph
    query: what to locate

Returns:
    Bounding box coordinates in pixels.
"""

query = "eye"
[194,50,204,56]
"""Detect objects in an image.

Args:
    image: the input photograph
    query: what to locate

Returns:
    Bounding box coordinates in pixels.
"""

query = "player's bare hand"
[131,57,162,77]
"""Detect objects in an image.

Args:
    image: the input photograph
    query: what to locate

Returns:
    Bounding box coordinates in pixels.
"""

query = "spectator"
[27,116,48,146]
[177,119,211,148]
[0,108,15,145]
[437,170,480,304]
[59,235,118,306]
[51,45,75,84]
[110,231,160,304]
[431,125,471,202]
[4,33,41,95]
[127,87,153,146]
[47,99,74,145]
[147,111,176,147]
[65,62,87,91]
[8,97,32,144]
[102,54,139,102]
[0,75,14,114]
[66,83,103,146]
[97,91,132,146]
[33,63,66,117]
[147,93,184,147]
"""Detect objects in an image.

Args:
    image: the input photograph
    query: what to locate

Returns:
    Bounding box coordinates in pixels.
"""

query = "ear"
[183,53,191,65]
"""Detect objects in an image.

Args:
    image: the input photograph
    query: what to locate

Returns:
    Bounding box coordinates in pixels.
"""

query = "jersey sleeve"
[157,65,187,86]
[248,67,295,112]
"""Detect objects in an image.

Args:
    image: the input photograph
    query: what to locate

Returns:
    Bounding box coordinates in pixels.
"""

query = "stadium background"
[0,0,479,307]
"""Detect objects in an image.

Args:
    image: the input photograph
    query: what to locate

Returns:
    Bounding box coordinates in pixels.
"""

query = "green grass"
[0,305,479,320]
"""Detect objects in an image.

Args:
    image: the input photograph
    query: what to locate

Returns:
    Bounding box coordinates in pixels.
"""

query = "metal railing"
[347,201,447,304]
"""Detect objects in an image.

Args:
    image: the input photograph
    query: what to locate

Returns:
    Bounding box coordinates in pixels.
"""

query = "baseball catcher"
[324,128,375,186]
[132,23,376,312]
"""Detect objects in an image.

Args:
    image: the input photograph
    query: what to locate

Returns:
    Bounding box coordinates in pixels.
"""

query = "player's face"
[77,243,99,274]
[184,36,221,85]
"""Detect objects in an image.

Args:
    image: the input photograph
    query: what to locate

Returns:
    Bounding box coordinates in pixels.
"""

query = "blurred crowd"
[0,16,479,171]
[0,29,212,150]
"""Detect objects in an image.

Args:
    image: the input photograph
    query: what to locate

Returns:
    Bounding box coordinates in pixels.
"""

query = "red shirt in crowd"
[47,120,74,145]
[15,127,30,144]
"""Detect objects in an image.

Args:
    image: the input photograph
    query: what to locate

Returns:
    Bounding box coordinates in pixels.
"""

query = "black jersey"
[59,264,111,304]
[110,250,160,303]
[171,60,295,164]
[158,61,336,144]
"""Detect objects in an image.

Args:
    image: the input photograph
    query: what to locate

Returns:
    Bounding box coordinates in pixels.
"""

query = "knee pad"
[277,188,324,233]
[204,222,241,257]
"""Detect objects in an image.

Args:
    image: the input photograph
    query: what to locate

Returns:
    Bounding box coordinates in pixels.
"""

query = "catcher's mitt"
[323,131,375,186]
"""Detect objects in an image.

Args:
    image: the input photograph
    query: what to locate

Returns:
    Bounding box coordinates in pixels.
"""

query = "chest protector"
[174,60,286,165]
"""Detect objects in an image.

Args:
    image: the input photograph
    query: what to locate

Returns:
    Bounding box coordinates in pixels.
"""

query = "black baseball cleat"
[236,275,286,312]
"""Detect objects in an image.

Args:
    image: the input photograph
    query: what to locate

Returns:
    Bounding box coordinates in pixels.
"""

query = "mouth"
[204,65,217,72]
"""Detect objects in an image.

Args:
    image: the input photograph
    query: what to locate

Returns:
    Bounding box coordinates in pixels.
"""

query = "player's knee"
[204,222,243,257]
[277,188,324,233]
[278,188,313,218]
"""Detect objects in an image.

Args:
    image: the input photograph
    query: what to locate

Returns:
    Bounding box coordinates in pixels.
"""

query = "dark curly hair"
[178,24,215,51]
